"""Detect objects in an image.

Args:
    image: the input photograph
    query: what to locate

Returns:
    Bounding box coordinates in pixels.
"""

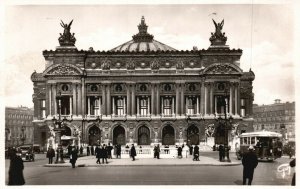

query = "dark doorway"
[113,126,125,145]
[61,126,71,136]
[162,125,175,145]
[187,124,199,145]
[88,126,101,145]
[214,123,226,145]
[138,126,150,145]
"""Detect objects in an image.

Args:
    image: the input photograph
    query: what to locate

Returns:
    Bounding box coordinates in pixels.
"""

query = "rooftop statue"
[58,20,76,46]
[209,19,227,46]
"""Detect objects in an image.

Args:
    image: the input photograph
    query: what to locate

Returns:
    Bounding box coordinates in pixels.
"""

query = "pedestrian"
[106,143,113,159]
[218,144,224,162]
[67,145,72,157]
[177,146,183,158]
[154,145,160,159]
[91,145,94,156]
[101,144,108,164]
[139,145,143,153]
[95,145,101,164]
[125,144,130,155]
[117,144,121,159]
[189,145,193,155]
[290,158,295,186]
[130,144,137,161]
[8,149,25,185]
[165,145,169,154]
[193,145,200,161]
[87,146,90,156]
[80,146,83,155]
[46,146,55,164]
[69,147,78,168]
[242,145,258,185]
[113,145,117,158]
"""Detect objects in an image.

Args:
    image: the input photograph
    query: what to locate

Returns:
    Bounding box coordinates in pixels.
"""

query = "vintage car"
[17,145,35,162]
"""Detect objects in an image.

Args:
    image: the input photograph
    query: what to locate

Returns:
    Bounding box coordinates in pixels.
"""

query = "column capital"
[233,82,240,87]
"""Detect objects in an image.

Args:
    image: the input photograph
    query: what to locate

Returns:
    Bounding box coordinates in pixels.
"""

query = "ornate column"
[107,84,111,115]
[151,83,155,115]
[87,96,90,115]
[210,83,214,116]
[204,83,208,115]
[196,96,199,114]
[127,84,131,116]
[112,97,115,116]
[237,83,241,116]
[124,97,126,115]
[98,96,101,115]
[200,82,205,115]
[176,83,180,115]
[81,79,85,116]
[214,96,217,115]
[172,96,175,115]
[70,96,73,115]
[72,83,76,115]
[156,84,160,115]
[137,97,140,115]
[131,84,136,115]
[147,97,150,115]
[180,84,185,115]
[48,84,52,116]
[234,83,238,115]
[229,83,233,115]
[102,84,106,116]
[53,84,57,115]
[77,84,82,115]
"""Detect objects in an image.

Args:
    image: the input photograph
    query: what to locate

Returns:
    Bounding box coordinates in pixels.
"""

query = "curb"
[44,162,241,167]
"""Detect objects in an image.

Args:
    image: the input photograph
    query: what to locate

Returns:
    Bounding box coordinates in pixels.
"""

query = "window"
[139,97,148,116]
[187,97,196,115]
[89,97,101,115]
[116,98,125,115]
[163,97,172,115]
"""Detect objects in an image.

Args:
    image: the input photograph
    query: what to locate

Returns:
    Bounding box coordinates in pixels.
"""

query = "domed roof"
[110,16,177,52]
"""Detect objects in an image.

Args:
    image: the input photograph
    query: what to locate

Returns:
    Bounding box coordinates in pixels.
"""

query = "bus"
[236,131,283,161]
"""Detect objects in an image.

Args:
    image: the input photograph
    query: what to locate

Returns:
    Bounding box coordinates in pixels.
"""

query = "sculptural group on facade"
[209,19,227,46]
[58,20,76,46]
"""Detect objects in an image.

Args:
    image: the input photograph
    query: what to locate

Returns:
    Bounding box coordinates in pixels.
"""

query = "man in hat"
[242,145,258,185]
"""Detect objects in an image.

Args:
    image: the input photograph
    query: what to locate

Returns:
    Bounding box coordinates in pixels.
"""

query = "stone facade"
[5,107,34,147]
[31,17,255,150]
[253,99,295,144]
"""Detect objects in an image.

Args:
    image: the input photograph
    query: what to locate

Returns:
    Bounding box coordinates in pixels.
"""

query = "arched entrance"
[162,125,175,145]
[187,124,199,145]
[113,125,125,145]
[88,126,101,145]
[61,126,71,136]
[138,126,150,145]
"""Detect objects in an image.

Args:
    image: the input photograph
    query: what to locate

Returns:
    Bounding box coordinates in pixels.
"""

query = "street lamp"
[52,91,66,164]
[21,125,26,145]
[215,89,234,162]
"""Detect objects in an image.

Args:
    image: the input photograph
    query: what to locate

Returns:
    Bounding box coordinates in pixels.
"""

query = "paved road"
[5,153,294,185]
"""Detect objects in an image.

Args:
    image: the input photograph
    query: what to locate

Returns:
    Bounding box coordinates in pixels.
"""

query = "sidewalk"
[44,155,241,167]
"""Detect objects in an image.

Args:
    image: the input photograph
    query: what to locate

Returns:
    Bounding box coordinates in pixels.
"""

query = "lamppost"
[52,91,65,164]
[215,89,234,162]
[21,125,26,145]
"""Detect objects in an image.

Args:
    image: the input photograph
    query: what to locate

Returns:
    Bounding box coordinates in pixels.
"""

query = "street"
[5,152,294,185]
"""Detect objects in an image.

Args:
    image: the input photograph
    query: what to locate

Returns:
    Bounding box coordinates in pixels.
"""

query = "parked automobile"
[17,145,35,162]
[33,144,43,153]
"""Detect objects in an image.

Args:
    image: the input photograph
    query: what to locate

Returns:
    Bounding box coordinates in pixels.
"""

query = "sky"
[0,2,297,108]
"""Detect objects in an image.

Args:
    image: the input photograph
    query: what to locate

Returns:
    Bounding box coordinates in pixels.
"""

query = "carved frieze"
[126,59,135,70]
[101,58,111,70]
[150,59,160,70]
[46,65,81,75]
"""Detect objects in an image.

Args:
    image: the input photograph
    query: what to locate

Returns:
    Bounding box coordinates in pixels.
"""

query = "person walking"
[95,145,101,164]
[130,144,137,161]
[106,143,113,159]
[189,145,194,156]
[193,145,200,161]
[100,144,108,164]
[91,145,95,156]
[218,144,224,162]
[177,146,183,158]
[116,144,121,159]
[242,145,258,185]
[86,146,90,156]
[46,146,55,164]
[79,146,83,155]
[8,149,25,185]
[69,147,78,168]
[290,158,295,186]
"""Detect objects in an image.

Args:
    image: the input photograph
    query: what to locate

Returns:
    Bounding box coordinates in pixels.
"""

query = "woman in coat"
[242,145,258,185]
[95,145,101,164]
[8,150,25,185]
[177,146,183,158]
[130,144,137,161]
[46,146,55,164]
[193,145,200,161]
[100,144,108,164]
[69,147,78,168]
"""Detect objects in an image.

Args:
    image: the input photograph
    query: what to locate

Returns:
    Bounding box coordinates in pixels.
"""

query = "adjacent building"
[31,17,255,150]
[5,106,34,147]
[253,99,295,144]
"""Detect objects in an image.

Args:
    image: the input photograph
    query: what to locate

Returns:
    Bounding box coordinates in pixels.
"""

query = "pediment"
[43,63,83,76]
[203,63,242,75]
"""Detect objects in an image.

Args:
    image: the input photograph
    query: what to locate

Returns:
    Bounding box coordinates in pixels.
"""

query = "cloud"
[241,41,294,105]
